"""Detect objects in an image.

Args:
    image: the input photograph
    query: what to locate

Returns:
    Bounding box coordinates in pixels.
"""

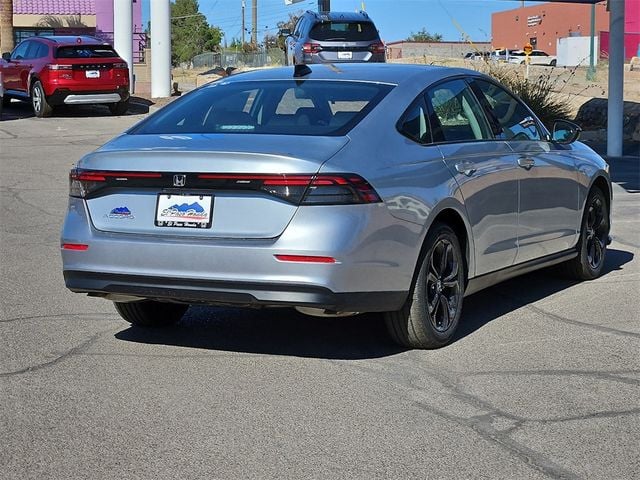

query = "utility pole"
[251,0,257,47]
[318,0,330,12]
[241,0,246,46]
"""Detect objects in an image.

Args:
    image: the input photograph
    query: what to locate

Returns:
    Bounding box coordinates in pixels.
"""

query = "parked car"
[463,51,490,61]
[508,50,558,66]
[490,49,511,62]
[61,63,611,349]
[286,10,385,65]
[0,36,130,118]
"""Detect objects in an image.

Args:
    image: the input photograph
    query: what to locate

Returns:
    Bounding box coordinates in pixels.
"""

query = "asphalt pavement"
[1,100,639,479]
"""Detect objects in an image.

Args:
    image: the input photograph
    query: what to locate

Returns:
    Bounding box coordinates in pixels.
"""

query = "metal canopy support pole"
[151,0,171,98]
[607,0,624,158]
[113,0,133,92]
[587,2,596,81]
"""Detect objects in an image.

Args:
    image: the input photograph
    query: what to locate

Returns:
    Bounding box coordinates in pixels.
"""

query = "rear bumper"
[48,87,129,106]
[64,270,407,312]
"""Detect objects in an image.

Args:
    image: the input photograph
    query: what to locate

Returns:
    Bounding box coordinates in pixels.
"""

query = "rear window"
[309,21,379,42]
[130,80,394,137]
[55,46,119,58]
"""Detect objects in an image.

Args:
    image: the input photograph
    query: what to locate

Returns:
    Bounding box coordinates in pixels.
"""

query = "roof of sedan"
[217,63,481,87]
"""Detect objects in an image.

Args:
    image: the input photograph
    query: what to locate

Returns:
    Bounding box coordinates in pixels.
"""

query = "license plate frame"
[85,70,100,79]
[337,51,353,60]
[155,193,213,228]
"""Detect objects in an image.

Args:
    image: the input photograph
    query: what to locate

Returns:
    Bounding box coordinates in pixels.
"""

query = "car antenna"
[294,64,312,78]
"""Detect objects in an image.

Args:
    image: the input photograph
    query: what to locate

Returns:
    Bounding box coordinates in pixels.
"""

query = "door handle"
[455,162,476,176]
[518,157,535,170]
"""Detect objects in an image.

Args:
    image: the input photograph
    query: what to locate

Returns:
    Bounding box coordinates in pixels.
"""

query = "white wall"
[557,36,598,67]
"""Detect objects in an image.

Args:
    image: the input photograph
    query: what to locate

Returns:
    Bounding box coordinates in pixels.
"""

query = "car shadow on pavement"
[115,248,633,359]
[0,96,150,121]
[116,309,404,360]
[451,247,634,344]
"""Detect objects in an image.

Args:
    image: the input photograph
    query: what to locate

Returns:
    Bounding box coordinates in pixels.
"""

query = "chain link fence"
[192,49,285,69]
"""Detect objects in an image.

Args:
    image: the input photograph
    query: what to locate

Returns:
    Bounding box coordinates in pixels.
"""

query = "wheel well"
[592,176,611,212]
[28,74,40,94]
[432,209,469,270]
[407,208,471,295]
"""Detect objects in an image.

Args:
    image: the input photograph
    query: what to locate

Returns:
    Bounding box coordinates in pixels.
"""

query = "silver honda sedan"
[61,63,611,349]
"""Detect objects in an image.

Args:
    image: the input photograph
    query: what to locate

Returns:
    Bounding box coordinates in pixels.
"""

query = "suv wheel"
[108,100,129,115]
[31,81,53,118]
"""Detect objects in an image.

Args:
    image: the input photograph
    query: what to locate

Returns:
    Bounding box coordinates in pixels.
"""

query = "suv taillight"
[369,42,386,54]
[48,64,73,70]
[302,43,322,54]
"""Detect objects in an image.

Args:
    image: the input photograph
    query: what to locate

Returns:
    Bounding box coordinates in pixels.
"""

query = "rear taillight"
[369,42,386,54]
[69,169,381,205]
[69,169,162,198]
[48,64,73,70]
[302,43,322,54]
[197,173,381,205]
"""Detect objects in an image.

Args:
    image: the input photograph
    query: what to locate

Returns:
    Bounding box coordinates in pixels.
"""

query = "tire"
[385,223,466,349]
[31,81,53,118]
[550,60,557,66]
[108,100,129,115]
[559,186,609,280]
[113,300,188,327]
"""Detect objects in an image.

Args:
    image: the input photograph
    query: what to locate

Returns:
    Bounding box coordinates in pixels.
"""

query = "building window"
[14,28,54,45]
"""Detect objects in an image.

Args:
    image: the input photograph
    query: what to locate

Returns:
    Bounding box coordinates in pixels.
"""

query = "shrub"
[479,63,572,130]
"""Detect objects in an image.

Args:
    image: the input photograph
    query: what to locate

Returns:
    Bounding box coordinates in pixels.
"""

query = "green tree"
[406,28,443,43]
[171,0,222,65]
[275,11,302,50]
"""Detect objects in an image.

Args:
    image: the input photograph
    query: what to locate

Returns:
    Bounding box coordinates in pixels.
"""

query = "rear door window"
[309,21,378,42]
[426,79,493,143]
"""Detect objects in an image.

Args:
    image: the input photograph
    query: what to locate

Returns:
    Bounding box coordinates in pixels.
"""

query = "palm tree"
[0,0,13,53]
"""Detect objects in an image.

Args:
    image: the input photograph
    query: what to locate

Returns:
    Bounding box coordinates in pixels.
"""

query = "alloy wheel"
[32,86,42,114]
[426,239,462,333]
[585,196,607,270]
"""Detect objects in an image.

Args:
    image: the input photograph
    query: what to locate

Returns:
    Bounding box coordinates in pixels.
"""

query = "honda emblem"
[173,174,186,187]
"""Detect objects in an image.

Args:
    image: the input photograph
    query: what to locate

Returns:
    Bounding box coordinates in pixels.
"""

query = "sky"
[143,0,530,45]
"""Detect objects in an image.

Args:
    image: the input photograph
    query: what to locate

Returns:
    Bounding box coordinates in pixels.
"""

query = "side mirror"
[278,28,291,36]
[2,52,11,61]
[552,119,581,144]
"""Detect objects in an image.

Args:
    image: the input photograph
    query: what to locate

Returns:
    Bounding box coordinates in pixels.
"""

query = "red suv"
[0,36,130,117]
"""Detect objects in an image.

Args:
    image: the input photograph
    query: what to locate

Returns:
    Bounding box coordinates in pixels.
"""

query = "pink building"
[492,1,640,61]
[11,0,145,62]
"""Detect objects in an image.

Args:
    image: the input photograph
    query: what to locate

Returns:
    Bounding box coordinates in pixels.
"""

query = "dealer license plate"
[337,51,352,60]
[85,70,100,79]
[155,194,213,228]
